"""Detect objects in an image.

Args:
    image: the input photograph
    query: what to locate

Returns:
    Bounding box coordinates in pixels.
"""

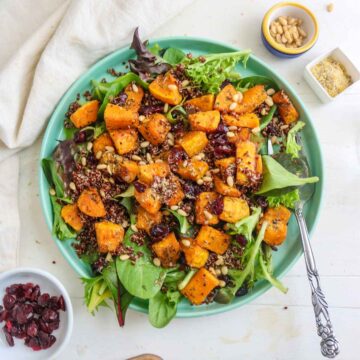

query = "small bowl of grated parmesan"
[304,47,359,103]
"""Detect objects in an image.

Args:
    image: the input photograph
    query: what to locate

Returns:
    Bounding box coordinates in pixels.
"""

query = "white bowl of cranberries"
[0,268,73,359]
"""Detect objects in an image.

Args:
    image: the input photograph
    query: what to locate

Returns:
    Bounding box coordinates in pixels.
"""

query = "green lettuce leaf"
[266,189,300,209]
[286,121,305,158]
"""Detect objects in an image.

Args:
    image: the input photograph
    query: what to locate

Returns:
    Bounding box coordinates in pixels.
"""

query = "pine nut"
[97,164,107,170]
[265,97,274,107]
[252,127,260,134]
[209,267,216,275]
[153,258,161,267]
[298,27,307,37]
[270,23,277,34]
[181,239,191,247]
[138,161,146,166]
[215,269,222,276]
[122,220,129,228]
[226,131,235,138]
[177,209,188,217]
[81,157,87,166]
[211,168,220,174]
[197,179,204,185]
[219,280,226,288]
[96,151,103,159]
[87,142,93,151]
[120,254,130,261]
[139,115,145,122]
[132,83,139,93]
[182,160,188,167]
[170,205,179,210]
[69,182,76,191]
[163,103,169,113]
[260,108,267,116]
[167,132,174,142]
[105,146,114,152]
[140,141,150,148]
[276,34,282,43]
[232,94,240,102]
[146,153,153,163]
[229,102,237,111]
[100,189,106,198]
[131,155,142,161]
[267,88,275,96]
[204,210,213,220]
[181,80,189,87]
[278,16,287,26]
[221,266,228,275]
[288,17,297,25]
[237,92,243,103]
[49,188,56,196]
[226,176,234,187]
[168,84,178,91]
[155,159,163,163]
[203,176,212,182]
[276,24,283,34]
[131,224,138,232]
[228,125,238,131]
[285,31,293,43]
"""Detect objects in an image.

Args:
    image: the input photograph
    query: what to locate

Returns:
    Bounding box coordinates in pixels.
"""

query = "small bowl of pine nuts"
[261,2,319,58]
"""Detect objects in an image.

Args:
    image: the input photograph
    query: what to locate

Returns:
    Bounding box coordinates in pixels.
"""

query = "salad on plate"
[42,29,318,328]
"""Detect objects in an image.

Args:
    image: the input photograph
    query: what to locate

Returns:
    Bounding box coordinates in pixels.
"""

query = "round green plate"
[39,37,323,317]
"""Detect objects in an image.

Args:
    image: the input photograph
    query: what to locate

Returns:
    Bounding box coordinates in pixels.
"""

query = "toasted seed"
[226,131,235,138]
[219,280,226,288]
[270,23,277,34]
[167,132,174,142]
[279,16,287,26]
[298,27,307,37]
[109,177,115,184]
[237,92,243,103]
[327,3,334,12]
[96,151,103,159]
[252,127,260,134]
[168,84,178,91]
[232,94,240,102]
[197,179,204,185]
[177,209,188,217]
[69,182,76,191]
[139,115,145,122]
[138,161,146,166]
[215,269,222,276]
[107,164,113,175]
[100,189,106,198]
[211,168,220,174]
[209,267,216,275]
[229,102,237,111]
[140,141,150,148]
[181,79,190,87]
[276,34,282,43]
[120,254,130,261]
[171,205,179,211]
[146,153,153,163]
[260,108,267,116]
[226,176,234,187]
[276,24,283,35]
[131,224,138,232]
[265,97,274,107]
[281,35,288,44]
[131,155,142,161]
[153,258,161,267]
[204,210,213,220]
[288,17,297,25]
[181,239,191,247]
[285,30,293,43]
[122,220,129,228]
[203,176,212,182]
[280,124,289,130]
[105,146,115,153]
[81,157,87,166]
[49,188,56,196]
[221,265,229,275]
[87,142,93,151]
[182,160,188,168]
[155,159,163,163]
[228,125,238,131]
[163,103,169,113]
[267,88,276,96]
[132,83,139,93]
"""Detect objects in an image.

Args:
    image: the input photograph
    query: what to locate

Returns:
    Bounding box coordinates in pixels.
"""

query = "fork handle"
[295,205,340,358]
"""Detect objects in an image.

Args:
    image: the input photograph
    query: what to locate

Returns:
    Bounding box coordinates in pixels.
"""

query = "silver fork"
[267,139,339,358]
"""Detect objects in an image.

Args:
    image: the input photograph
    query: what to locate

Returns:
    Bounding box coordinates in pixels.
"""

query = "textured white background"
[18,0,360,359]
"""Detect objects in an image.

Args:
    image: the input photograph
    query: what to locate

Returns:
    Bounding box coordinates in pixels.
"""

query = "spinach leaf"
[162,48,186,65]
[113,185,135,199]
[166,105,187,124]
[82,276,112,314]
[116,229,167,299]
[167,209,193,236]
[42,158,66,198]
[256,155,319,195]
[285,121,305,158]
[118,197,136,225]
[63,126,78,140]
[235,75,279,91]
[50,196,76,240]
[148,289,181,328]
[182,50,251,93]
[226,207,262,241]
[148,43,162,56]
[164,268,186,286]
[260,105,277,130]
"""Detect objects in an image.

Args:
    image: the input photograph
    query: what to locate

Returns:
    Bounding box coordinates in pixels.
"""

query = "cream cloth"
[0,0,193,271]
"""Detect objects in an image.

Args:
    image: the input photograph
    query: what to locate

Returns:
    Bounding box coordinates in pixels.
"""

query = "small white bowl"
[304,47,360,103]
[0,268,73,360]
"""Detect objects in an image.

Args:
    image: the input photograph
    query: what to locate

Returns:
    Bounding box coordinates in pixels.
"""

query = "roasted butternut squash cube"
[152,232,181,267]
[195,226,230,255]
[134,187,161,214]
[136,206,162,234]
[214,84,240,112]
[93,133,114,155]
[61,204,84,232]
[255,154,263,174]
[177,160,209,181]
[149,72,182,105]
[138,113,171,145]
[219,196,250,223]
[188,110,220,132]
[257,206,292,246]
[181,268,220,305]
[180,239,209,268]
[222,113,260,129]
[118,159,139,183]
[70,100,99,128]
[213,175,241,197]
[185,94,215,111]
[124,83,144,112]
[109,129,138,155]
[95,221,124,253]
[195,192,219,225]
[163,175,185,207]
[215,157,236,179]
[236,141,257,185]
[138,162,170,185]
[272,90,299,124]
[226,128,252,144]
[104,103,139,129]
[236,85,268,114]
[178,131,208,157]
[77,188,106,218]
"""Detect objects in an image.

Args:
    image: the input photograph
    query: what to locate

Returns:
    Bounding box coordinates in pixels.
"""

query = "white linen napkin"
[0,0,194,271]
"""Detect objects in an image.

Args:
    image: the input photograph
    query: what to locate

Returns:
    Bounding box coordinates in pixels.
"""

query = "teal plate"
[39,37,323,318]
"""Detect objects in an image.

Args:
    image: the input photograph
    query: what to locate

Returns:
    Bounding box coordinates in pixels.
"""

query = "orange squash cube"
[181,268,220,305]
[134,187,161,214]
[136,206,162,234]
[152,232,181,267]
[163,175,185,207]
[236,141,257,185]
[118,159,139,183]
[180,239,209,268]
[236,85,268,114]
[177,160,209,181]
[104,103,139,129]
[188,110,220,132]
[124,83,144,112]
[149,72,182,105]
[109,129,138,155]
[93,133,114,155]
[222,113,260,128]
[77,188,106,218]
[195,192,219,225]
[255,155,263,174]
[272,90,299,124]
[138,113,171,145]
[95,221,124,253]
[219,196,250,223]
[185,94,215,111]
[70,100,99,128]
[61,204,84,232]
[178,131,208,157]
[215,157,236,179]
[138,162,170,185]
[195,226,230,255]
[213,175,241,197]
[214,84,240,112]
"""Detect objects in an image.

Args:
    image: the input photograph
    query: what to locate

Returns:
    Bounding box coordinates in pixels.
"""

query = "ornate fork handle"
[295,205,340,358]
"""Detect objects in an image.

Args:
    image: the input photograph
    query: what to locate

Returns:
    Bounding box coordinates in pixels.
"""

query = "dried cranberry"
[29,285,40,302]
[41,308,58,323]
[6,284,21,295]
[168,147,188,171]
[37,293,50,307]
[74,130,87,143]
[11,323,26,339]
[48,319,60,332]
[214,144,235,158]
[14,304,33,325]
[38,331,56,349]
[26,336,41,351]
[48,296,60,311]
[150,224,170,241]
[26,320,38,337]
[210,196,224,215]
[140,104,164,115]
[235,284,248,297]
[235,235,247,247]
[182,181,201,199]
[0,309,8,322]
[58,296,66,311]
[220,79,232,89]
[3,294,16,310]
[38,319,51,334]
[133,181,146,193]
[3,326,14,347]
[214,122,228,134]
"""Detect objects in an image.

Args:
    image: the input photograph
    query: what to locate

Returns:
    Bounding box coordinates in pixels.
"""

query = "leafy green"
[148,43,162,56]
[177,269,197,291]
[50,196,76,240]
[63,126,78,140]
[166,105,187,124]
[167,209,193,236]
[266,189,300,209]
[149,289,181,328]
[82,276,112,314]
[114,185,135,198]
[286,121,305,158]
[182,50,251,93]
[42,158,66,199]
[162,48,186,65]
[235,75,279,92]
[256,155,319,195]
[260,105,277,131]
[116,229,167,299]
[226,207,262,241]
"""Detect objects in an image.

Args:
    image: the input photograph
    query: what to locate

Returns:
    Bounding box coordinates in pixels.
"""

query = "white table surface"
[18,0,360,359]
